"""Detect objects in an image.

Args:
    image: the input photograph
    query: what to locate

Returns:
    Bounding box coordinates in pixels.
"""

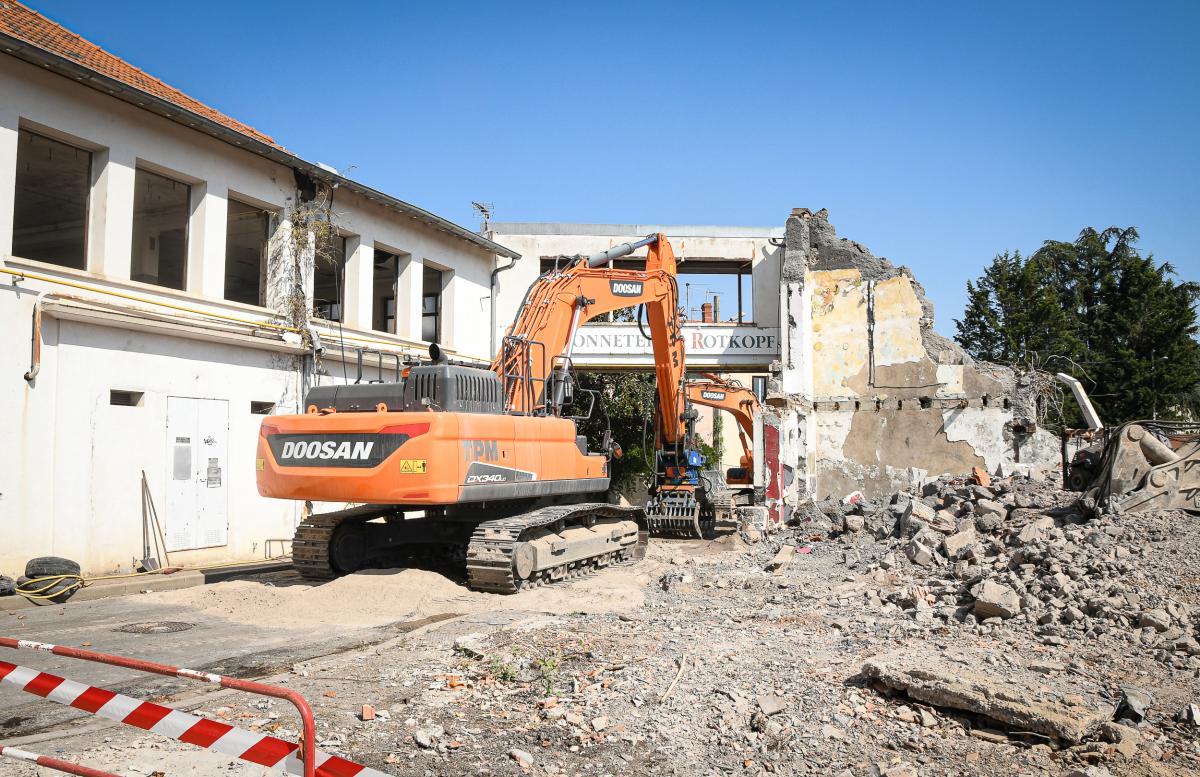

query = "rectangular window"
[679,264,753,324]
[373,248,401,333]
[250,401,275,415]
[13,128,91,268]
[421,265,442,342]
[312,235,347,321]
[110,389,144,407]
[224,199,271,305]
[130,168,190,290]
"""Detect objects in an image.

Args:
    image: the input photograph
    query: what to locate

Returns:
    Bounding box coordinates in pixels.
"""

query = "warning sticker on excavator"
[398,459,427,474]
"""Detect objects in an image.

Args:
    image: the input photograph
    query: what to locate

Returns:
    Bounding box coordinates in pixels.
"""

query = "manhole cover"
[113,621,194,634]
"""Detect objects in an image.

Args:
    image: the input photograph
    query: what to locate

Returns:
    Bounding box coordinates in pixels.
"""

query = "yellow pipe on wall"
[0,266,300,333]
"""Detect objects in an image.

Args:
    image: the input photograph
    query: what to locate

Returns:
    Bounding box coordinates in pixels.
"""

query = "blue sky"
[30,0,1199,335]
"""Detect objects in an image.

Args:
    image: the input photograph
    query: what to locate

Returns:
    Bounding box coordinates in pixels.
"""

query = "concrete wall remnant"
[769,207,1058,503]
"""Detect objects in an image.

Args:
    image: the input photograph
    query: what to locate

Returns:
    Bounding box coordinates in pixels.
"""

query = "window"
[130,168,190,289]
[110,390,144,407]
[312,235,347,321]
[250,401,276,415]
[679,263,753,323]
[225,199,272,305]
[373,248,402,333]
[13,128,91,268]
[422,265,442,342]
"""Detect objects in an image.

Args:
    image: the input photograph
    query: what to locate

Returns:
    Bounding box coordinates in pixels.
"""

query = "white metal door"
[165,397,229,551]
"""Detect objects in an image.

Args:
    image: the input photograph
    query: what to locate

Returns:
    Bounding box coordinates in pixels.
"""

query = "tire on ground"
[24,556,81,578]
[21,556,82,604]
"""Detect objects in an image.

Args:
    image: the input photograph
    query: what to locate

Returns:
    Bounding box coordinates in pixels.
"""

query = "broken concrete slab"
[757,693,788,716]
[861,648,1115,743]
[973,580,1021,620]
[905,539,936,567]
[943,528,976,559]
[767,544,796,574]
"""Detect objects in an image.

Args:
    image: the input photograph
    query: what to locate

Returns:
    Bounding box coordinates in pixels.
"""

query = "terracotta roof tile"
[0,0,280,148]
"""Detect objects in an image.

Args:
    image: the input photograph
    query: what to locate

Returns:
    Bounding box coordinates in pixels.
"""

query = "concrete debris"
[1117,686,1153,723]
[767,543,796,574]
[972,579,1021,620]
[861,648,1115,742]
[904,538,936,567]
[509,748,535,767]
[757,693,788,716]
[14,470,1200,776]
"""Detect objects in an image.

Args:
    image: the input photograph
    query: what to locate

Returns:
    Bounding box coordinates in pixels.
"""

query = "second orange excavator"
[256,234,699,591]
[685,373,760,487]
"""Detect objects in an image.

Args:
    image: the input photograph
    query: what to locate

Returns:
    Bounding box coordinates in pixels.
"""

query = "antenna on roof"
[471,201,494,234]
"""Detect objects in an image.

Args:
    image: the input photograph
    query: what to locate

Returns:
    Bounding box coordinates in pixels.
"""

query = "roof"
[0,1,519,260]
[490,222,785,239]
[0,1,279,148]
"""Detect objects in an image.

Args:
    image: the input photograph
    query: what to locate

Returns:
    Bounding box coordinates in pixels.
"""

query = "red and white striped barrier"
[0,638,393,777]
[0,744,120,777]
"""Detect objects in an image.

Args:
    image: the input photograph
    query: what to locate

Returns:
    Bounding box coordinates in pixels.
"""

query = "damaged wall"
[770,208,1057,505]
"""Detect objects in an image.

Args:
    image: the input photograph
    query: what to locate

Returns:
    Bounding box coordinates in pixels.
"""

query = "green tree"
[561,304,658,485]
[955,226,1200,426]
[569,370,656,484]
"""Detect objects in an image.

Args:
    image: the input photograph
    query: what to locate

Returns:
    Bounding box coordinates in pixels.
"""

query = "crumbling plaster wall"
[770,208,1054,504]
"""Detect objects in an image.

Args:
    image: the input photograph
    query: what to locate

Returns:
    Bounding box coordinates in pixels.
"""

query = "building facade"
[0,3,519,575]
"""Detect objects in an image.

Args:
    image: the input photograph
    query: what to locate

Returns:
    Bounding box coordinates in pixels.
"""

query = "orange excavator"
[257,234,694,592]
[685,373,759,487]
[643,374,760,537]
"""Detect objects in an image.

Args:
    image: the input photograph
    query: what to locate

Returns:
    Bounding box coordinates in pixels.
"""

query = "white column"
[91,147,135,278]
[190,182,228,298]
[341,235,374,330]
[0,108,17,258]
[437,267,455,347]
[396,254,423,340]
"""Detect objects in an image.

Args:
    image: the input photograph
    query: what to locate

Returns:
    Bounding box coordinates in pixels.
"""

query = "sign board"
[570,324,779,369]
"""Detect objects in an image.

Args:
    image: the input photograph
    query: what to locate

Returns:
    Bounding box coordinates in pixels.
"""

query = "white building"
[0,2,520,575]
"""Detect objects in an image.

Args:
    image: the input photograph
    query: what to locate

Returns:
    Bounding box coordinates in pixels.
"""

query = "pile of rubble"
[820,473,1200,669]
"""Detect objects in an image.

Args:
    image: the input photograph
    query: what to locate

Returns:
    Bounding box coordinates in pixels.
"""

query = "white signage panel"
[570,324,779,368]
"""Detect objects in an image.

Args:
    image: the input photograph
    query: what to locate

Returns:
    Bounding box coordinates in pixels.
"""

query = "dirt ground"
[2,477,1200,776]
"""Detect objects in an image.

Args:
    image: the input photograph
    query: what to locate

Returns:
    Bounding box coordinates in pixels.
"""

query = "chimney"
[713,295,720,323]
[701,302,714,323]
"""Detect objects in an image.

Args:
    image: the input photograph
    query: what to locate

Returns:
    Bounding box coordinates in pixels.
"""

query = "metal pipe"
[0,745,121,777]
[0,267,298,333]
[489,254,519,357]
[585,234,658,268]
[23,290,46,382]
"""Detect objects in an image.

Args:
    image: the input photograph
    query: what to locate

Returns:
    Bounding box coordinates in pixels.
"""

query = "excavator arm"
[492,234,687,448]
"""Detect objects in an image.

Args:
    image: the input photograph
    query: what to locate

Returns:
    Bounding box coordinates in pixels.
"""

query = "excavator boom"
[493,234,686,447]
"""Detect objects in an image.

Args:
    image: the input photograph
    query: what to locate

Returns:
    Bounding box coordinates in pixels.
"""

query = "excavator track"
[291,506,398,581]
[466,503,647,594]
[292,502,647,593]
[292,511,346,581]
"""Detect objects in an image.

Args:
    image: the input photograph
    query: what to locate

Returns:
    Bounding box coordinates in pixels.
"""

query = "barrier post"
[0,744,122,777]
[0,638,317,777]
